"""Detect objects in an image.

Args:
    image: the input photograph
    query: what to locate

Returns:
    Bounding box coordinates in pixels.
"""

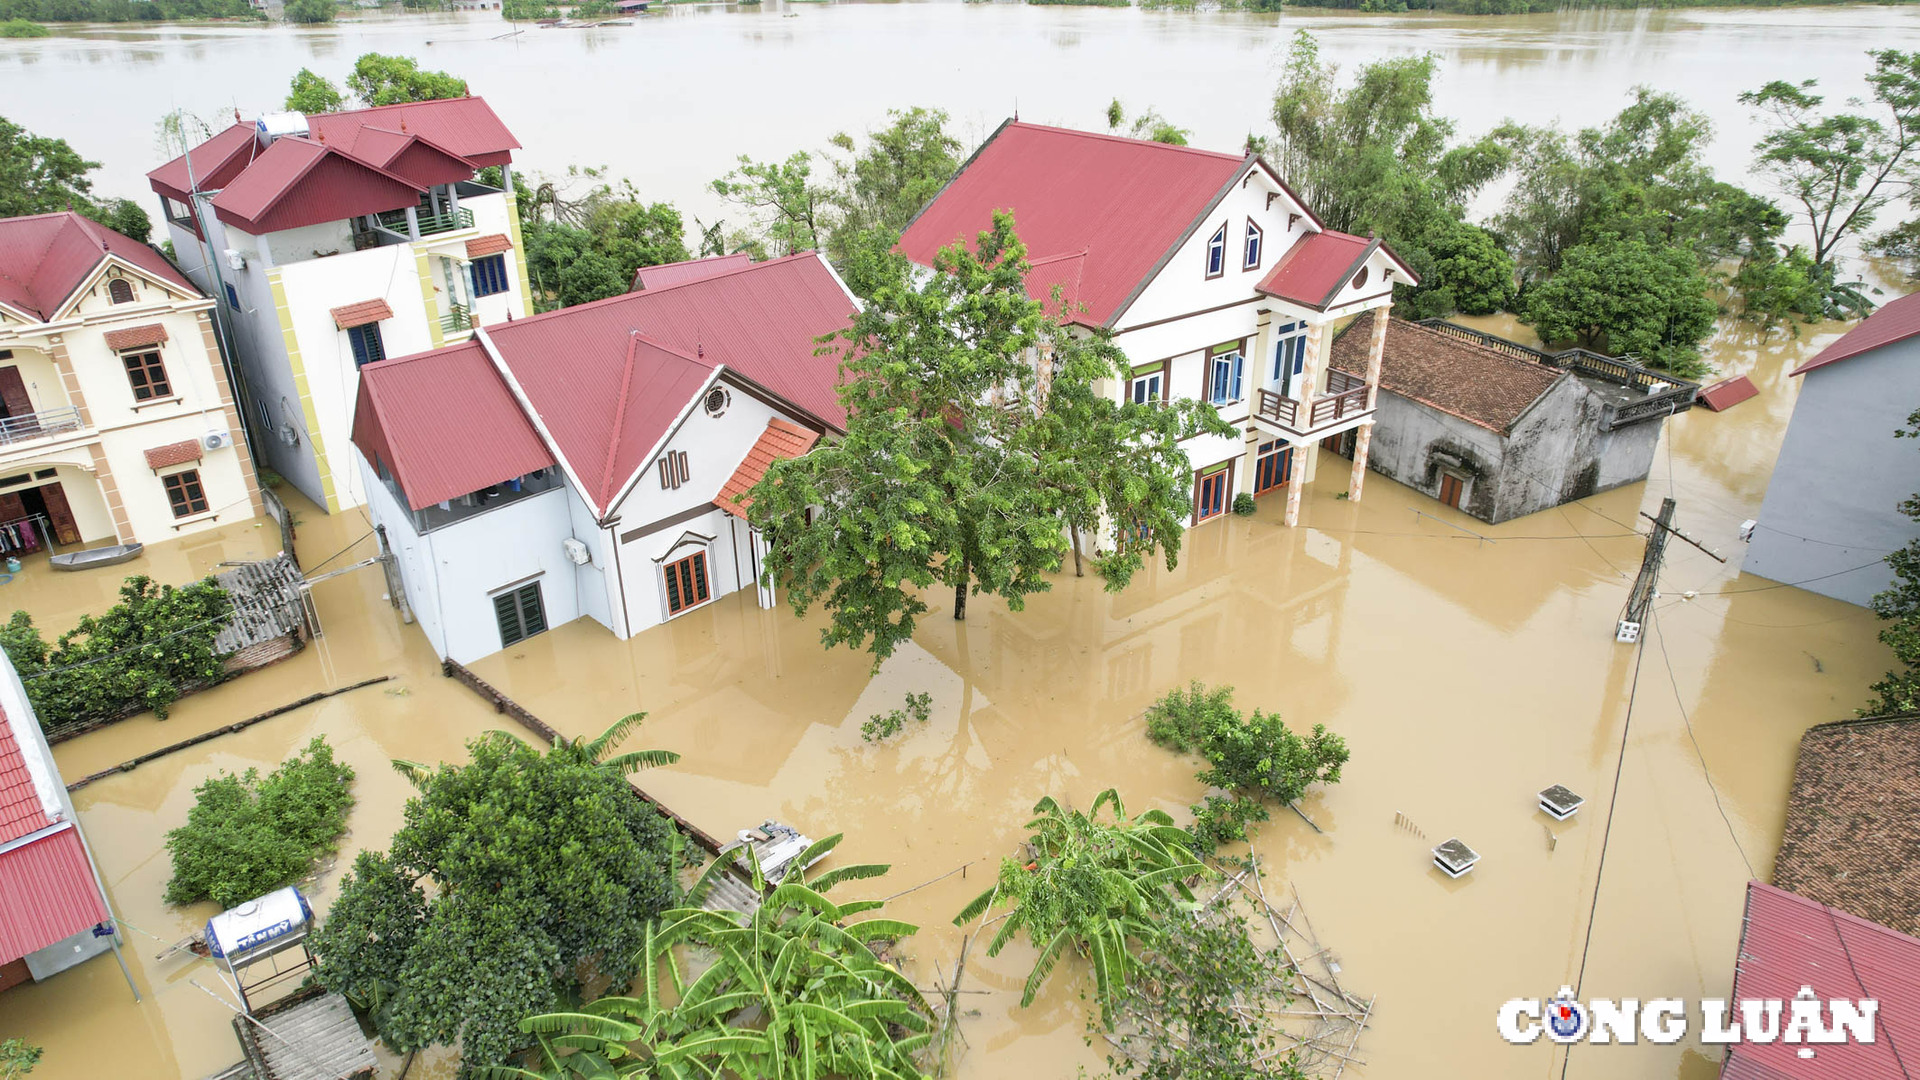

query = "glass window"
[1273,322,1308,392]
[664,550,711,615]
[224,282,240,310]
[108,279,135,304]
[1244,221,1263,270]
[1205,225,1226,278]
[471,254,510,298]
[347,324,386,367]
[1208,342,1244,405]
[163,469,208,518]
[1129,369,1163,404]
[494,581,548,646]
[123,350,171,400]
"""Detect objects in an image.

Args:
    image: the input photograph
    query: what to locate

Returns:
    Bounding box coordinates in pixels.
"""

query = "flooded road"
[15,308,1889,1078]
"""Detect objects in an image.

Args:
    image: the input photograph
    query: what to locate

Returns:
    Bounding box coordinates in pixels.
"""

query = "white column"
[1349,305,1390,502]
[1284,321,1325,527]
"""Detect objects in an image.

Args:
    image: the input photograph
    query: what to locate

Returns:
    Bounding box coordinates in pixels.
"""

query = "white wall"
[1116,165,1311,335]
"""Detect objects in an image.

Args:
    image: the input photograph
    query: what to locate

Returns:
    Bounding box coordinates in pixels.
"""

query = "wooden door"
[1254,445,1292,494]
[0,366,33,432]
[38,482,80,545]
[1439,474,1464,509]
[1195,469,1228,523]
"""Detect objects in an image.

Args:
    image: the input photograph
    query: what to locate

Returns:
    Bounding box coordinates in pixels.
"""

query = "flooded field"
[0,300,1894,1079]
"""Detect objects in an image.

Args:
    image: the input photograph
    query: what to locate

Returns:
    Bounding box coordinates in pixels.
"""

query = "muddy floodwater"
[0,300,1894,1079]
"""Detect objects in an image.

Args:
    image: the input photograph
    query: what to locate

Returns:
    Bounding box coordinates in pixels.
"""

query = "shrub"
[164,736,356,908]
[0,17,49,34]
[283,0,334,23]
[861,690,932,741]
[1232,492,1257,516]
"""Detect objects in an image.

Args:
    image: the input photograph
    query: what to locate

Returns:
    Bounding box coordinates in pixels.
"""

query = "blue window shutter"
[1233,353,1244,399]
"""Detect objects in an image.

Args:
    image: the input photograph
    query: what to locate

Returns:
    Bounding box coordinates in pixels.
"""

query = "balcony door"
[1272,323,1307,397]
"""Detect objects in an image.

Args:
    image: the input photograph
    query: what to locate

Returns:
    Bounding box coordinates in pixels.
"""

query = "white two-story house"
[897,121,1413,531]
[351,253,858,663]
[149,97,533,514]
[0,212,263,551]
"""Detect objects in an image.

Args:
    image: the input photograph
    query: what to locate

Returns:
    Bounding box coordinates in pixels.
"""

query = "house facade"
[1329,319,1696,524]
[0,649,118,993]
[149,98,533,515]
[0,213,263,549]
[1746,293,1920,606]
[351,253,857,663]
[896,121,1415,534]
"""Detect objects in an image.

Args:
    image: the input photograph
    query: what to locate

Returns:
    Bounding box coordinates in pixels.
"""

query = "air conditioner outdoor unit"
[562,538,591,566]
[224,249,246,271]
[202,430,232,452]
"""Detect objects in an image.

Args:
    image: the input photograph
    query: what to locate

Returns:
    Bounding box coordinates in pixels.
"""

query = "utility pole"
[1616,497,1726,643]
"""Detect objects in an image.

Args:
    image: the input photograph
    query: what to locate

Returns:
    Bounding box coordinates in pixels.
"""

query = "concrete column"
[1349,422,1373,502]
[1284,446,1305,526]
[446,183,460,215]
[46,335,92,428]
[87,443,134,544]
[1284,321,1326,528]
[405,206,421,240]
[1348,305,1390,503]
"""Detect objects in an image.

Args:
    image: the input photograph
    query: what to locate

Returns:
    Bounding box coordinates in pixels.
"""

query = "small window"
[470,254,510,298]
[657,450,690,490]
[1207,342,1244,406]
[347,324,386,367]
[664,550,711,615]
[1272,322,1308,391]
[1129,368,1163,405]
[1205,224,1226,279]
[0,474,30,488]
[1351,266,1370,290]
[1243,220,1263,271]
[108,279,135,304]
[123,350,171,400]
[493,581,548,647]
[163,469,209,518]
[224,282,241,311]
[703,387,730,418]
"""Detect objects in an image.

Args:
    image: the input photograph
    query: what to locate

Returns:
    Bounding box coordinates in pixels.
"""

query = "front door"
[36,482,79,545]
[1195,468,1229,524]
[1439,473,1464,509]
[1254,441,1292,494]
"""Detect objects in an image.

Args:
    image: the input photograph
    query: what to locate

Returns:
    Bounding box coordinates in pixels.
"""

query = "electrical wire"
[1650,606,1756,879]
[305,524,375,576]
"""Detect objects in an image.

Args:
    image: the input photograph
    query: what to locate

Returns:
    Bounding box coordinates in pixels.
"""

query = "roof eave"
[895,116,1017,248]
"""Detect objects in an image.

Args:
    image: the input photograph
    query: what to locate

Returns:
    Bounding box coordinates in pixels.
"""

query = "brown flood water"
[1,301,1895,1079]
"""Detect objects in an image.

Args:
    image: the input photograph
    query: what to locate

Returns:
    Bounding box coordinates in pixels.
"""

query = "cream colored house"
[0,213,262,550]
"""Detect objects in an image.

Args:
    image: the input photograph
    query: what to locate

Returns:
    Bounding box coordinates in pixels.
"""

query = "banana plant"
[499,834,932,1080]
[952,788,1203,1024]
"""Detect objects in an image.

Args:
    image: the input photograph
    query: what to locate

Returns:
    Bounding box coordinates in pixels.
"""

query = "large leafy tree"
[1867,408,1920,714]
[1741,49,1920,269]
[310,716,683,1070]
[516,168,689,310]
[1520,234,1718,378]
[284,67,345,113]
[745,211,1230,666]
[0,114,150,242]
[346,52,467,106]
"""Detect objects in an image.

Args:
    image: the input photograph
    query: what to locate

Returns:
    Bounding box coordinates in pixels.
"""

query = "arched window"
[107,279,135,304]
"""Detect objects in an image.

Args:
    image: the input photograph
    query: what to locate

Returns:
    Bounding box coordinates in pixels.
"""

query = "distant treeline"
[0,0,259,21]
[1034,0,1898,9]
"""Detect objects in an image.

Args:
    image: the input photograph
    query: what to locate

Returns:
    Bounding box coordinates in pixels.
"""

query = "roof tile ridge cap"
[632,252,807,296]
[597,331,645,506]
[1407,320,1557,377]
[1012,121,1244,161]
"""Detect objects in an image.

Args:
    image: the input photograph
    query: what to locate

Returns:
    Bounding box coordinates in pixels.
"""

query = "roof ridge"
[1401,318,1561,378]
[1006,120,1246,163]
[311,95,481,122]
[487,253,818,335]
[598,332,644,505]
[630,251,818,297]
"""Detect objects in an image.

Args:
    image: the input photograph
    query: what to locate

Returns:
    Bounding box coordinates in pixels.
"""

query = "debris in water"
[1538,784,1585,820]
[1393,810,1426,840]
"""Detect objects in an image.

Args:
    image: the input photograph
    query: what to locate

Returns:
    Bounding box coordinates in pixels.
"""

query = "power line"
[1569,633,1647,1012]
[1650,606,1756,879]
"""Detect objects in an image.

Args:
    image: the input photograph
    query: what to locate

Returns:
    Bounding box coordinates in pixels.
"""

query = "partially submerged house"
[1770,713,1920,936]
[150,97,532,514]
[1328,319,1696,523]
[351,252,856,664]
[896,121,1415,531]
[1746,292,1920,606]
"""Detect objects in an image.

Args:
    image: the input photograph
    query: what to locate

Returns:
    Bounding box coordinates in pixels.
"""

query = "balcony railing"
[376,206,476,238]
[440,304,473,335]
[0,407,82,447]
[1255,369,1372,435]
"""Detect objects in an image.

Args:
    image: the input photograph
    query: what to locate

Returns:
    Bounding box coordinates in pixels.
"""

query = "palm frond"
[389,758,434,791]
[599,748,681,775]
[952,882,999,926]
[842,918,918,944]
[789,832,845,878]
[1019,928,1072,1007]
[807,862,889,893]
[517,1011,643,1043]
[586,711,649,762]
[1090,786,1124,820]
[763,882,842,921]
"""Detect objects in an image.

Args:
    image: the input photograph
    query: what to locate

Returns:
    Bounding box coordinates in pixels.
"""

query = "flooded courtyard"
[0,301,1893,1079]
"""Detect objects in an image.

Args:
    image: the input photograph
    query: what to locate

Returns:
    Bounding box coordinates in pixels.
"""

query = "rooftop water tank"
[255,112,310,148]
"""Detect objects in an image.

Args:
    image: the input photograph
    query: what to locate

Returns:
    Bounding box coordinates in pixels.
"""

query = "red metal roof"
[1257,230,1379,310]
[331,299,395,330]
[305,97,521,169]
[1722,881,1920,1080]
[102,323,168,351]
[0,705,49,846]
[467,234,513,259]
[715,418,819,518]
[632,253,753,292]
[1792,292,1920,376]
[352,341,556,512]
[1698,375,1760,412]
[146,122,260,205]
[209,137,424,236]
[144,439,204,471]
[896,122,1251,328]
[0,826,108,966]
[0,213,199,321]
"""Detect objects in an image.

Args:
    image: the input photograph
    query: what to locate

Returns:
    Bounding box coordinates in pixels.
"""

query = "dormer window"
[1243,221,1263,271]
[1205,224,1226,279]
[108,279,135,304]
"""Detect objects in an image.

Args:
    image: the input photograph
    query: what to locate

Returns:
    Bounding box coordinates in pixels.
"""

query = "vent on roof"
[704,387,730,418]
[255,112,309,148]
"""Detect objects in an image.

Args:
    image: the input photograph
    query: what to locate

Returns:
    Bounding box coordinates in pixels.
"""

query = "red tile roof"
[0,213,199,322]
[0,826,108,966]
[715,418,820,518]
[144,439,203,471]
[1770,715,1920,936]
[632,253,753,292]
[1722,881,1920,1080]
[1698,375,1760,412]
[896,121,1253,328]
[330,126,477,190]
[352,341,556,512]
[1792,292,1920,376]
[1331,318,1561,434]
[330,299,394,330]
[1257,230,1378,310]
[467,234,513,259]
[0,705,50,846]
[102,323,168,351]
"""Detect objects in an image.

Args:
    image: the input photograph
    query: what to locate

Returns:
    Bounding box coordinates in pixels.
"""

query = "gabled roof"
[715,418,819,518]
[305,97,520,168]
[0,826,108,966]
[1330,317,1562,435]
[1723,881,1920,1080]
[1771,714,1920,937]
[896,121,1256,328]
[207,136,424,236]
[1256,230,1412,310]
[0,212,199,322]
[632,253,754,292]
[146,122,260,204]
[1792,291,1920,376]
[0,705,51,845]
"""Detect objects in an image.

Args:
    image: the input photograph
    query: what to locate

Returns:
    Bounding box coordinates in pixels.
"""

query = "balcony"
[1254,369,1372,440]
[440,304,473,336]
[0,407,84,447]
[374,206,476,239]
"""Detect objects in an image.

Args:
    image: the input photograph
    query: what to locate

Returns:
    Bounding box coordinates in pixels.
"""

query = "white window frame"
[1243,220,1263,271]
[1129,368,1164,404]
[1205,224,1227,279]
[1207,346,1244,406]
[1273,322,1308,394]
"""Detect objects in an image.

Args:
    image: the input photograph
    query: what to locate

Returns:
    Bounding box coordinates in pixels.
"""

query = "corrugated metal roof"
[305,97,521,169]
[715,418,819,518]
[0,213,199,321]
[210,138,424,236]
[1792,292,1920,376]
[1699,375,1760,412]
[1257,230,1377,310]
[352,341,556,512]
[631,253,753,292]
[0,705,49,846]
[147,122,260,204]
[466,234,512,258]
[1722,881,1920,1080]
[330,299,394,330]
[896,122,1247,328]
[0,826,108,966]
[102,323,168,351]
[144,439,204,471]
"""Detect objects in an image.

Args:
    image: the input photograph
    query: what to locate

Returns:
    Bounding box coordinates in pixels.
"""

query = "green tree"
[1521,234,1719,378]
[516,167,690,310]
[0,114,99,218]
[346,53,467,106]
[309,715,683,1070]
[745,212,1231,666]
[285,67,345,112]
[1398,216,1514,318]
[164,737,356,908]
[0,18,49,35]
[1741,50,1920,269]
[1867,409,1920,714]
[283,0,333,23]
[711,152,825,259]
[0,1040,40,1080]
[822,106,962,268]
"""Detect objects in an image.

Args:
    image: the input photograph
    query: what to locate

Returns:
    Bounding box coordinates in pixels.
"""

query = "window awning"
[145,439,204,471]
[466,234,512,259]
[102,323,168,351]
[330,299,394,330]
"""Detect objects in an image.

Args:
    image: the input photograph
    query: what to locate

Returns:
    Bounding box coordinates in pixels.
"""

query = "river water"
[0,4,1912,1079]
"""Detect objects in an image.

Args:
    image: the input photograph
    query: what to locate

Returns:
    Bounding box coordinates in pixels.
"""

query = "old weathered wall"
[1360,389,1507,520]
